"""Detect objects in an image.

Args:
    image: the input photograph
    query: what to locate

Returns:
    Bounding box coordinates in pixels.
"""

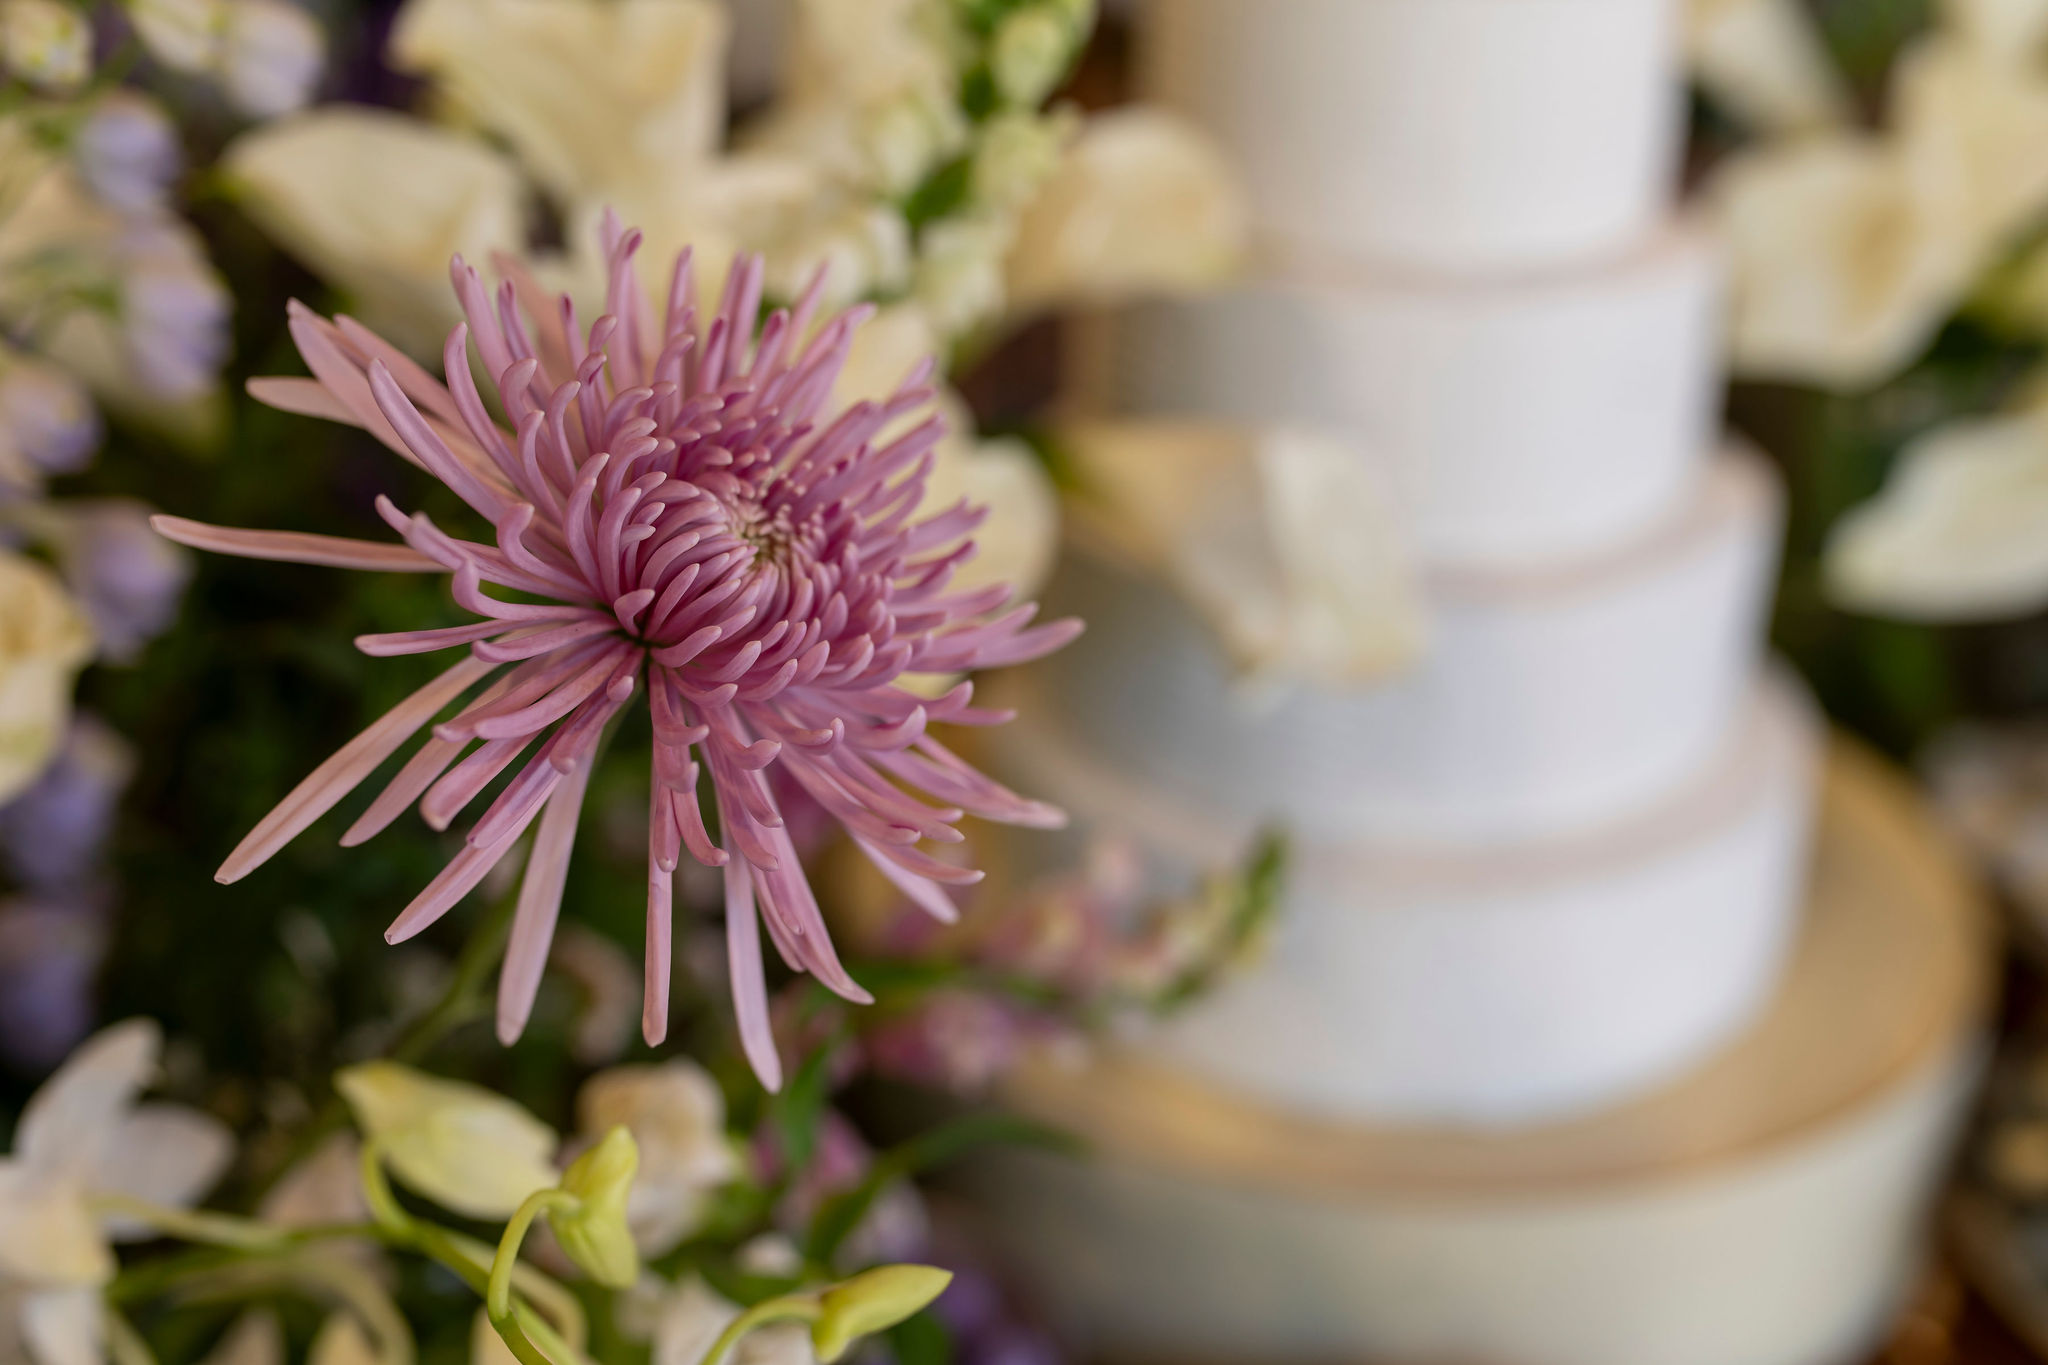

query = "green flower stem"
[103,1305,159,1365]
[88,1193,290,1252]
[486,1188,579,1365]
[697,1296,825,1365]
[358,1141,589,1365]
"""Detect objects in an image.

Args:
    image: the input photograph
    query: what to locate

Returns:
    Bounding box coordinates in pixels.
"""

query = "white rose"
[222,108,527,353]
[1685,0,1850,133]
[0,552,94,804]
[1007,108,1245,313]
[219,0,324,118]
[391,0,728,203]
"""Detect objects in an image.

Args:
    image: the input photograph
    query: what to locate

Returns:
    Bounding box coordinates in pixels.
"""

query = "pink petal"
[151,516,443,573]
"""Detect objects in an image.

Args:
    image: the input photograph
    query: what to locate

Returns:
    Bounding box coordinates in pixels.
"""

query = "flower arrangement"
[0,0,1252,1359]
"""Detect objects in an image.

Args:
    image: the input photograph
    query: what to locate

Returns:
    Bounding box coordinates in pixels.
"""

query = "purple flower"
[0,899,107,1071]
[75,91,182,215]
[57,499,193,662]
[154,219,1080,1089]
[0,353,100,481]
[0,713,131,893]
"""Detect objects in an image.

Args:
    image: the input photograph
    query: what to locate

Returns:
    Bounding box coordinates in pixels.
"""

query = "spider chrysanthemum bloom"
[154,219,1080,1089]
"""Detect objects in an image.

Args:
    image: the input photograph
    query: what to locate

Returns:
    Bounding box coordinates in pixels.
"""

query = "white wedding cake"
[1014,0,1807,1126]
[966,2,1991,1361]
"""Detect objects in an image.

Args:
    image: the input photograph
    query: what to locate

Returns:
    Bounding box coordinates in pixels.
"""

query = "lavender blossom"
[0,353,100,482]
[0,713,132,893]
[56,499,193,662]
[75,92,183,216]
[155,220,1080,1089]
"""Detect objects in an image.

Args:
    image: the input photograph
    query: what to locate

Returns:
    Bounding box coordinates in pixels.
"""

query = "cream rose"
[0,550,93,804]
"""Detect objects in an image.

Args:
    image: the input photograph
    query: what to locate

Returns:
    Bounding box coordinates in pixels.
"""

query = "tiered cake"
[966,2,1991,1361]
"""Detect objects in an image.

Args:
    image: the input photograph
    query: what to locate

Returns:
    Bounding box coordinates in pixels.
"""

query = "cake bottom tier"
[963,741,1989,1365]
[994,671,1818,1125]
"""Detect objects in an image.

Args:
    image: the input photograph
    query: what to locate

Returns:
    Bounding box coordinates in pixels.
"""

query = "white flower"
[1894,35,2048,249]
[1713,134,1973,388]
[222,109,527,353]
[1941,0,2048,60]
[306,1316,378,1365]
[1,0,89,93]
[1826,406,2048,618]
[1685,0,1850,132]
[832,303,1059,599]
[0,553,93,805]
[219,0,324,118]
[126,0,226,74]
[624,1276,815,1365]
[336,1061,559,1220]
[257,1133,369,1230]
[74,93,181,216]
[197,1312,284,1365]
[575,1062,737,1258]
[1007,108,1244,313]
[990,4,1074,109]
[0,1020,234,1365]
[390,0,728,203]
[912,215,1010,339]
[1062,422,1427,687]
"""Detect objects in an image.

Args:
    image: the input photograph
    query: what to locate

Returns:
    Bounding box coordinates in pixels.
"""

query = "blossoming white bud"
[336,1060,560,1219]
[218,0,323,118]
[576,1060,739,1256]
[810,1266,953,1364]
[912,214,1010,339]
[126,0,225,72]
[2,0,91,92]
[971,109,1072,214]
[0,551,94,805]
[548,1125,640,1288]
[75,92,182,215]
[990,6,1074,109]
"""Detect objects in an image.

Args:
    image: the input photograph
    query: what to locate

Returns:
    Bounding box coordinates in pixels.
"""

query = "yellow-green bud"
[336,1061,558,1220]
[991,6,1072,109]
[810,1265,954,1364]
[548,1125,640,1289]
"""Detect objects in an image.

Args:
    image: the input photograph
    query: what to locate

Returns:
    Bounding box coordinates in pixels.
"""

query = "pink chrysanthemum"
[154,220,1080,1089]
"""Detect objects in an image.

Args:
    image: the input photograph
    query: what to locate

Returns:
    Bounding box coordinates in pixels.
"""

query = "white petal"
[1827,411,2048,619]
[15,1021,158,1182]
[1063,421,1427,688]
[256,1133,368,1229]
[307,1316,377,1365]
[93,1104,234,1236]
[1685,0,1850,133]
[0,1166,110,1287]
[18,1289,101,1365]
[197,1314,283,1365]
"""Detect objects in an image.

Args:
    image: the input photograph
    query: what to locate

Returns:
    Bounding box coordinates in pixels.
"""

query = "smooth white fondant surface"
[1138,0,1685,272]
[1033,451,1780,846]
[965,747,1987,1365]
[1069,227,1724,571]
[997,677,1818,1125]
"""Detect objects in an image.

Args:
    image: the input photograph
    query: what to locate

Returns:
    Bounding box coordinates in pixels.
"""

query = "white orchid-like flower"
[0,552,94,805]
[1062,422,1426,688]
[1826,399,2048,618]
[1006,108,1244,313]
[621,1275,815,1365]
[574,1062,739,1259]
[222,109,527,353]
[335,1061,558,1221]
[0,1020,234,1365]
[1940,0,2048,61]
[1685,0,1850,132]
[390,0,727,204]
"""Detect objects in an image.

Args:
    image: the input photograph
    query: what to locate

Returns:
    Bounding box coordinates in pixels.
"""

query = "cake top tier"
[1141,0,1687,274]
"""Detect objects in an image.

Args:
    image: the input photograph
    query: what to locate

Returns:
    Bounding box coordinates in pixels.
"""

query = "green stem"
[89,1194,289,1252]
[697,1297,824,1365]
[487,1188,577,1365]
[103,1305,159,1365]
